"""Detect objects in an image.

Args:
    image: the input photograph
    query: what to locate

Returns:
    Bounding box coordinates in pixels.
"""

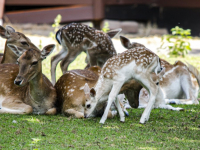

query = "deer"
[51,22,121,85]
[55,66,128,118]
[0,43,57,115]
[0,25,37,64]
[83,45,166,124]
[120,35,200,106]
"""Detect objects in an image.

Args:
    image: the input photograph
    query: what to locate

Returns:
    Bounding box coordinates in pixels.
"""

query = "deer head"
[150,67,166,85]
[83,83,97,117]
[120,35,145,49]
[7,44,55,86]
[0,25,38,64]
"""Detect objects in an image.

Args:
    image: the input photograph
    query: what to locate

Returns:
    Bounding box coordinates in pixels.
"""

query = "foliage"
[49,14,62,51]
[102,21,110,33]
[160,26,192,57]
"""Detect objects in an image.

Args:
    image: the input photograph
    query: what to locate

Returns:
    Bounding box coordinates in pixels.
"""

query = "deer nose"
[14,80,22,85]
[14,76,23,85]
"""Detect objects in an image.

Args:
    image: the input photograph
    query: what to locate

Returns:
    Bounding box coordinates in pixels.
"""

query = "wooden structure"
[3,0,200,24]
[2,0,200,33]
[2,0,104,28]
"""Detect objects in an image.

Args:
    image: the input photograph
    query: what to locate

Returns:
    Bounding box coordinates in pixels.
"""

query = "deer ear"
[147,56,160,73]
[90,88,96,97]
[0,26,15,39]
[7,44,24,56]
[84,83,90,94]
[107,28,122,38]
[0,26,7,39]
[120,36,131,49]
[41,44,55,59]
[159,67,165,79]
[6,26,15,33]
[55,29,62,45]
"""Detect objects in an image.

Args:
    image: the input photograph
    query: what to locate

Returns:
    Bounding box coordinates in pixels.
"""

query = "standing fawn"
[0,25,37,64]
[120,35,200,105]
[51,22,121,85]
[0,44,57,114]
[84,47,163,124]
[55,66,127,118]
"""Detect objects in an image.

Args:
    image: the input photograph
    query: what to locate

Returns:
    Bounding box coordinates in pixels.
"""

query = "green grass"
[0,105,199,149]
[1,52,200,149]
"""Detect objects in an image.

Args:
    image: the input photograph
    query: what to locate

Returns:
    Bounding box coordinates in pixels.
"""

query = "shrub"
[160,26,191,57]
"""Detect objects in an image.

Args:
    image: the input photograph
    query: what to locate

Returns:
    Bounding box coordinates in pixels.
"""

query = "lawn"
[0,51,200,149]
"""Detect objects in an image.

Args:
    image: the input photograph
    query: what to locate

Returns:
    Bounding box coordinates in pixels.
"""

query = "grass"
[0,50,200,149]
[0,105,199,149]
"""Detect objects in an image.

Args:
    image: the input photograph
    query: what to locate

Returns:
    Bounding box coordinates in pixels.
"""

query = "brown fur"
[55,66,105,118]
[0,45,57,115]
[0,25,38,64]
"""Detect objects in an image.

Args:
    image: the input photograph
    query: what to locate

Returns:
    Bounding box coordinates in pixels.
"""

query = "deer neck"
[28,70,46,103]
[1,42,19,64]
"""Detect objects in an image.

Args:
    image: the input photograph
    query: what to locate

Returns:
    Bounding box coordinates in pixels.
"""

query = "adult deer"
[84,46,164,124]
[0,25,37,64]
[55,66,128,118]
[0,44,57,114]
[51,22,121,85]
[120,35,200,105]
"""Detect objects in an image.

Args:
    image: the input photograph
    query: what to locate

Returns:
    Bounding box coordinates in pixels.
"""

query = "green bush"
[160,26,192,57]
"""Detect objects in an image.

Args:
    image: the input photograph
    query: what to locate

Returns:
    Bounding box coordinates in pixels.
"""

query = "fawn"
[51,22,121,85]
[84,46,163,124]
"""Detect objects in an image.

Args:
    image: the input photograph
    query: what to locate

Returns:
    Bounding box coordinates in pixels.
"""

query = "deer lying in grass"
[0,25,37,64]
[55,66,128,118]
[84,46,165,124]
[0,44,57,114]
[139,68,184,110]
[51,22,121,85]
[120,35,200,106]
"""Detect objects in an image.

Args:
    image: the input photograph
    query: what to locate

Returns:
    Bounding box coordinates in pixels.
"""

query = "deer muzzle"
[14,76,24,86]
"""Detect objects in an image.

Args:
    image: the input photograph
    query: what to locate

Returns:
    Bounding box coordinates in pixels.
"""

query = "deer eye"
[31,61,38,66]
[156,82,159,85]
[21,41,28,46]
[86,104,91,109]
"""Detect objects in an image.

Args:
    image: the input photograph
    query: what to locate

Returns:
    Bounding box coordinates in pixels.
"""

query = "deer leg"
[0,98,33,114]
[46,108,57,115]
[100,82,124,124]
[65,109,84,118]
[51,48,67,85]
[165,99,194,105]
[107,110,117,118]
[154,88,184,111]
[155,104,184,111]
[60,50,81,74]
[137,76,158,124]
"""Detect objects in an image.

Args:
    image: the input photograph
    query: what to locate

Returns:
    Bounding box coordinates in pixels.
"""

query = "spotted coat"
[102,47,157,78]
